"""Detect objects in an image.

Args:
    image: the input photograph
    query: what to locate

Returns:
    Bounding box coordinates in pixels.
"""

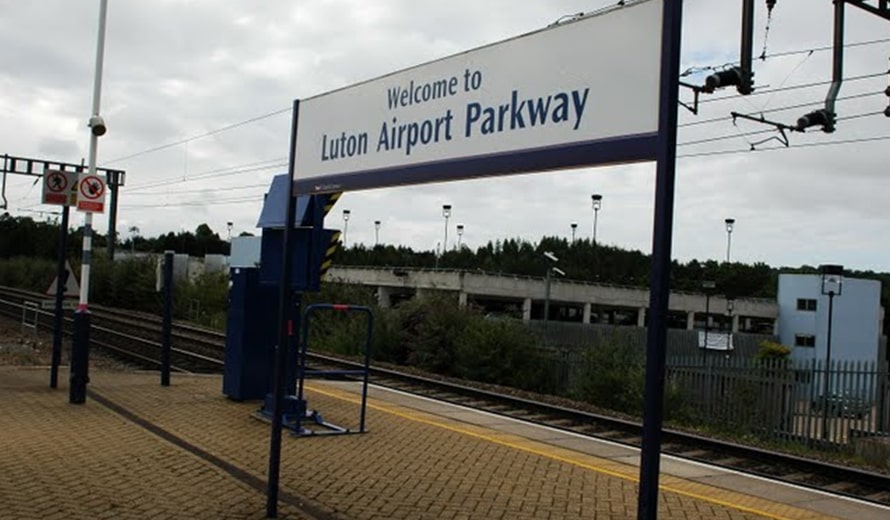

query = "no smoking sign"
[76,173,106,213]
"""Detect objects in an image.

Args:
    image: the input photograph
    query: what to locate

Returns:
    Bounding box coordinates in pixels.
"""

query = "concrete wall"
[327,266,778,331]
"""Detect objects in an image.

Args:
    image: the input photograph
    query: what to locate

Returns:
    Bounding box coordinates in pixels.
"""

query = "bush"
[0,257,56,292]
[572,339,645,415]
[756,340,792,361]
[453,316,556,392]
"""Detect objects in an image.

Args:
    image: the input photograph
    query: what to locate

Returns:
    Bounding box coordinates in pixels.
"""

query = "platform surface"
[2,366,888,520]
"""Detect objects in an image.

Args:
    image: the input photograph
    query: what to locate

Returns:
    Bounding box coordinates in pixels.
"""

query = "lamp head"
[591,194,602,210]
[820,264,844,296]
[543,251,559,263]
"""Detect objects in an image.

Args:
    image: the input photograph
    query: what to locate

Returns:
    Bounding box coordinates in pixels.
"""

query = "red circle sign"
[79,176,105,200]
[47,171,68,193]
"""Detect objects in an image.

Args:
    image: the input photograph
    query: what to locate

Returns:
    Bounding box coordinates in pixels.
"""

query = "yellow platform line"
[306,383,838,520]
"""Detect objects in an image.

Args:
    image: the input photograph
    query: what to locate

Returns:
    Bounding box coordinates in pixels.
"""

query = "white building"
[777,272,884,364]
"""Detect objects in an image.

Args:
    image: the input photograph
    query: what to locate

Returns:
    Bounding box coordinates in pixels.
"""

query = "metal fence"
[526,320,774,357]
[524,322,889,453]
[666,357,890,448]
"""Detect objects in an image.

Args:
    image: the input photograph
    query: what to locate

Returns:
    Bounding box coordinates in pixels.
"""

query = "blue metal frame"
[293,303,373,436]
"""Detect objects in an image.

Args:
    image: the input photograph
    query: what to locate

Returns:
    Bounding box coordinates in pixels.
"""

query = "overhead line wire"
[125,160,287,193]
[679,90,884,128]
[678,134,890,159]
[699,71,888,105]
[101,107,292,165]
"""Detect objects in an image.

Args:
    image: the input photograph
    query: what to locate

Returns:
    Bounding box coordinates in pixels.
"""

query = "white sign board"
[76,173,106,213]
[698,331,735,352]
[293,0,662,193]
[42,169,78,206]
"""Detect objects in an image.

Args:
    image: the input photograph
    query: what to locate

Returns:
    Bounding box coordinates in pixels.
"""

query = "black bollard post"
[70,308,90,403]
[50,206,70,389]
[161,251,174,386]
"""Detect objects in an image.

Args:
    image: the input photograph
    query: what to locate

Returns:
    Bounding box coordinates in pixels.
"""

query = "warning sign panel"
[42,169,78,206]
[76,173,106,213]
[45,260,80,298]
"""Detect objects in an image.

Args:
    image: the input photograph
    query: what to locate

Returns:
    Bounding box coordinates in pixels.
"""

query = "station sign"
[76,173,107,213]
[41,169,78,206]
[292,0,662,194]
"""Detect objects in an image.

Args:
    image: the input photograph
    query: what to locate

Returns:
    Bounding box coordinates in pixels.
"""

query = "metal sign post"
[638,1,683,518]
[266,99,301,519]
[71,0,110,404]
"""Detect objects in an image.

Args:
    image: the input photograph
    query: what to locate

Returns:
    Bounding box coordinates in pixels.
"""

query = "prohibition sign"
[77,174,106,212]
[47,171,68,193]
[79,176,105,200]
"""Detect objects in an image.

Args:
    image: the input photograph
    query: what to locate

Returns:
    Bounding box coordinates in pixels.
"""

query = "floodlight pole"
[638,0,684,518]
[71,0,109,404]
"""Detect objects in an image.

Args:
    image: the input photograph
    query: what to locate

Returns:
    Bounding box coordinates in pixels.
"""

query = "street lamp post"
[542,251,563,323]
[374,220,381,246]
[591,194,603,244]
[129,225,139,255]
[442,204,452,251]
[456,224,464,249]
[571,222,578,243]
[820,264,844,441]
[724,218,735,262]
[726,297,735,332]
[701,280,716,351]
[342,209,350,247]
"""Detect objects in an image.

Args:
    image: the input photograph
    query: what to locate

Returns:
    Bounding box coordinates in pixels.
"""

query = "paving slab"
[4,366,888,520]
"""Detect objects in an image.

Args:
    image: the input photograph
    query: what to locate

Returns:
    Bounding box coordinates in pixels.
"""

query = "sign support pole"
[50,205,69,388]
[71,0,109,404]
[266,99,301,518]
[638,1,684,518]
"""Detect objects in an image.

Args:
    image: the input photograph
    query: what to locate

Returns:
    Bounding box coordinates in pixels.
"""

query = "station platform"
[2,366,889,520]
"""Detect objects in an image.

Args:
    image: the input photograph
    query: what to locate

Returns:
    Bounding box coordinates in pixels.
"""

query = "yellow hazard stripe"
[322,192,342,216]
[319,231,341,279]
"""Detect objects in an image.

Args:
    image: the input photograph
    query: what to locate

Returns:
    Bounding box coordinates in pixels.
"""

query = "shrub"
[572,339,645,415]
[756,340,792,361]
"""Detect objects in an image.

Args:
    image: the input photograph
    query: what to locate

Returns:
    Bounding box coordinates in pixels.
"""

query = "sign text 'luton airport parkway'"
[291,0,663,194]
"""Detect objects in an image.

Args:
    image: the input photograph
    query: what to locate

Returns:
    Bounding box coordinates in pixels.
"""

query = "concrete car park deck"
[2,366,889,519]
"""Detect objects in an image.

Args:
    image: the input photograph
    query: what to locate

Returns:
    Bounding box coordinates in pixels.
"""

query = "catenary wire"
[678,134,890,159]
[100,107,292,166]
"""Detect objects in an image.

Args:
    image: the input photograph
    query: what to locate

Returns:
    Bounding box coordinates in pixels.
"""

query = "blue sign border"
[292,132,657,194]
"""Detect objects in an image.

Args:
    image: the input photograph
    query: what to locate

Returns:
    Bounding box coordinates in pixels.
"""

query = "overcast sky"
[2,1,889,272]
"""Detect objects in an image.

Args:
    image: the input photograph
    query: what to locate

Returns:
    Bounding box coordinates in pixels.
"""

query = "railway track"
[0,286,223,373]
[2,285,888,507]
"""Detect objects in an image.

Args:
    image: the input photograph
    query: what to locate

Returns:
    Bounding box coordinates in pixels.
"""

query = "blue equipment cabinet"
[258,227,337,292]
[222,267,279,400]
